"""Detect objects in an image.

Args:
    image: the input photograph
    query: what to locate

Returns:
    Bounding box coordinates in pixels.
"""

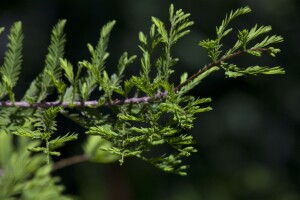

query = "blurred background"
[1,0,300,199]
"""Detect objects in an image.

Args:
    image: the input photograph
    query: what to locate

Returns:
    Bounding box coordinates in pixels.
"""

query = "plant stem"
[0,92,167,108]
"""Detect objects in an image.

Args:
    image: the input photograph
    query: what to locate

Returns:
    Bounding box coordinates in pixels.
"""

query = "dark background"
[1,0,300,199]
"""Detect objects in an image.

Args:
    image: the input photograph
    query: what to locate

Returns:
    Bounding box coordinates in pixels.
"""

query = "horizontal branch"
[52,154,89,171]
[0,48,268,109]
[0,92,167,108]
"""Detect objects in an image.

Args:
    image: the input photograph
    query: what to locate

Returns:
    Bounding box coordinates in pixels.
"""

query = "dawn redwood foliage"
[0,4,284,199]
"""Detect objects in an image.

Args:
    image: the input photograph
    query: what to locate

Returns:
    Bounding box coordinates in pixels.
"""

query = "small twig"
[174,48,269,91]
[52,154,89,171]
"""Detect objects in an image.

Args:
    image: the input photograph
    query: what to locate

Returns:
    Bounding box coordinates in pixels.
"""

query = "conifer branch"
[0,5,284,178]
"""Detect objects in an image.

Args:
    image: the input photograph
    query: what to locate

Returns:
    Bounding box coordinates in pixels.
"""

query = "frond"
[0,21,24,101]
[25,20,66,102]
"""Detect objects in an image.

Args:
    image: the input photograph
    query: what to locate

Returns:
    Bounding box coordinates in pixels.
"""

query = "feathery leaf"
[25,20,66,102]
[0,21,23,101]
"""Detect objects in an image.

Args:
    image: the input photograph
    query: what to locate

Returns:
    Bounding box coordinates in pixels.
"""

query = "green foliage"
[178,67,220,96]
[0,133,71,200]
[0,4,285,198]
[83,136,120,163]
[0,27,5,35]
[223,65,285,78]
[151,4,194,81]
[14,107,78,163]
[199,7,251,62]
[0,22,23,102]
[198,6,284,80]
[25,20,66,102]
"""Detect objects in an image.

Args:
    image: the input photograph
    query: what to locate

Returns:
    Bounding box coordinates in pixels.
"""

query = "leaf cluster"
[86,94,212,175]
[198,6,284,78]
[14,107,77,163]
